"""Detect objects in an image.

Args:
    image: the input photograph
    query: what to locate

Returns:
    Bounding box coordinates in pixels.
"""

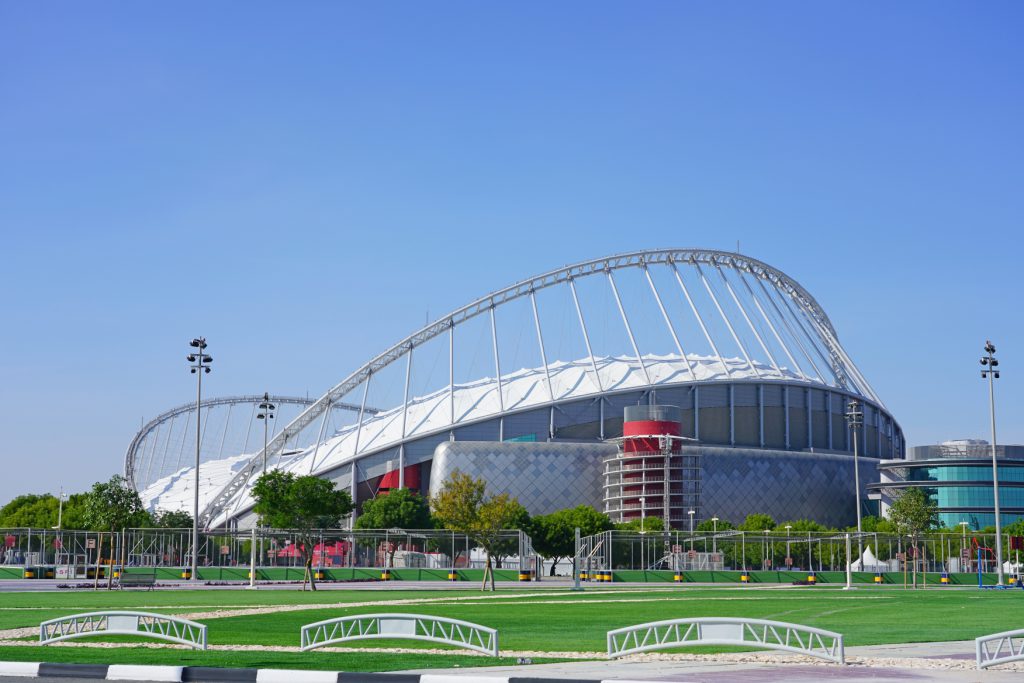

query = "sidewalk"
[405,640,1023,682]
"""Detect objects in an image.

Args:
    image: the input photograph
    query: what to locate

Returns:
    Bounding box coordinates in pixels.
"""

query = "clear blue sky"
[1,2,1021,503]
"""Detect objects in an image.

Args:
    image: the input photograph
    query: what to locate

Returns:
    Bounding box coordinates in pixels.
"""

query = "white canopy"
[850,545,888,572]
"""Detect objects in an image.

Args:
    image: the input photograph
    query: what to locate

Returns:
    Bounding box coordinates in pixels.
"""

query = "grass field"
[2,585,1023,672]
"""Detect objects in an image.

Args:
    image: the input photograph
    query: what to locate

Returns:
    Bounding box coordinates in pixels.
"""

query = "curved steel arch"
[39,611,207,650]
[124,394,352,490]
[202,248,880,527]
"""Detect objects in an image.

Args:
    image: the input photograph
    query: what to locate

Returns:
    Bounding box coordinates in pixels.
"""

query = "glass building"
[871,440,1024,529]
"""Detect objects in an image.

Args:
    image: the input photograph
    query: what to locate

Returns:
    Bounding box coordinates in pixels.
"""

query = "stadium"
[124,249,904,530]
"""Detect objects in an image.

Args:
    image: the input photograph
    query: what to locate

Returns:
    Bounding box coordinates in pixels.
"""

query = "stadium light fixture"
[845,399,864,565]
[257,392,276,476]
[186,337,212,582]
[980,340,1004,586]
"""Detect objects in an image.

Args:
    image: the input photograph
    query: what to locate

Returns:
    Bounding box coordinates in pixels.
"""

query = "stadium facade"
[125,249,904,530]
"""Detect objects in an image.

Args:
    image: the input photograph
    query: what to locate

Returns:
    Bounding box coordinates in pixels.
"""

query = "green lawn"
[2,586,1023,672]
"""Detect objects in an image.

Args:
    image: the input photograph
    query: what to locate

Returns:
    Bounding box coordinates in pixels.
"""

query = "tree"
[615,516,664,532]
[154,509,193,529]
[252,470,354,591]
[0,492,89,529]
[696,517,734,533]
[887,488,938,588]
[738,513,776,532]
[858,515,895,534]
[355,489,434,567]
[0,494,61,528]
[531,505,612,576]
[82,476,150,531]
[81,476,150,589]
[431,470,528,591]
[355,488,433,530]
[888,489,938,541]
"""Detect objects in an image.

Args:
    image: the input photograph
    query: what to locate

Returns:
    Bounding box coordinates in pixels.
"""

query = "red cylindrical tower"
[616,405,685,527]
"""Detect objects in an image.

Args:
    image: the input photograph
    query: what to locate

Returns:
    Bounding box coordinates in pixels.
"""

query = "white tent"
[850,545,892,572]
[1002,560,1022,574]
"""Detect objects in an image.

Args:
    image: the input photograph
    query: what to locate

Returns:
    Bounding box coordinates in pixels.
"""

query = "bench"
[118,569,157,590]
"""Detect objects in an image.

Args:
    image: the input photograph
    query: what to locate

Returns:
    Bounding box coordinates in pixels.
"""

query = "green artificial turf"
[3,585,1024,672]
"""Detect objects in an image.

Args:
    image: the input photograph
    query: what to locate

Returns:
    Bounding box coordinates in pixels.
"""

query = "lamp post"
[187,337,212,582]
[785,525,792,568]
[712,516,719,554]
[688,509,695,553]
[52,488,67,564]
[255,392,275,569]
[846,399,864,568]
[51,488,66,531]
[959,521,969,572]
[257,393,276,476]
[980,340,1004,586]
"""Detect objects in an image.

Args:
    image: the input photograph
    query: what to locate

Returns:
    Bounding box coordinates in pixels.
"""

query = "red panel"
[623,420,681,437]
[379,464,421,492]
[623,419,682,453]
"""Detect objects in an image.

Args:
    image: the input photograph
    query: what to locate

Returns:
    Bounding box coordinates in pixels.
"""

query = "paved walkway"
[406,640,1022,682]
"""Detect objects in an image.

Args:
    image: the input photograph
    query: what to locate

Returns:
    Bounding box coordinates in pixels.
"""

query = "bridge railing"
[607,617,844,664]
[39,611,207,650]
[976,628,1024,669]
[300,613,498,656]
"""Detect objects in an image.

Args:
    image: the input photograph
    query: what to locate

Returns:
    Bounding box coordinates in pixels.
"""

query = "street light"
[785,525,793,567]
[959,521,969,572]
[187,337,212,582]
[981,340,1004,586]
[51,488,67,531]
[712,516,719,554]
[256,393,276,476]
[688,510,695,552]
[845,399,864,567]
[639,496,646,531]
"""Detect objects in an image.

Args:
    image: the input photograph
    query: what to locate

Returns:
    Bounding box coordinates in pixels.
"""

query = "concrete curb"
[0,662,667,683]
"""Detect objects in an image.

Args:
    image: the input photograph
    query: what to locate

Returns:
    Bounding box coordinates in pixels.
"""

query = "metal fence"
[577,529,1022,575]
[1,527,537,576]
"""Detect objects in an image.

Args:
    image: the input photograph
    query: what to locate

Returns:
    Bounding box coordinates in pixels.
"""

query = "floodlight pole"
[248,527,257,590]
[572,527,582,591]
[846,399,864,568]
[187,337,212,582]
[843,533,853,590]
[981,341,1004,586]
